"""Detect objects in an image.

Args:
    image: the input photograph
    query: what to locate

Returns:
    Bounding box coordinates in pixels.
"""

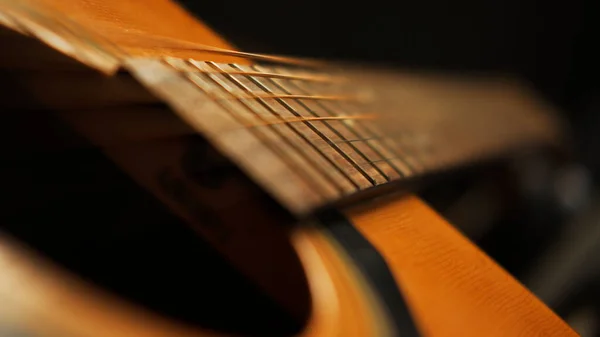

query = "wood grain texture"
[346,194,578,337]
[0,196,578,337]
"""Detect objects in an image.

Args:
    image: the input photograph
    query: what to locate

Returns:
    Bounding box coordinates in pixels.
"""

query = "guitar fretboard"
[0,0,563,215]
[126,58,561,214]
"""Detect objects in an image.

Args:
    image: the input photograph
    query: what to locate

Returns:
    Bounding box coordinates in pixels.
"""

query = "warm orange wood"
[291,228,393,336]
[32,0,242,62]
[0,196,578,337]
[346,194,578,337]
[0,230,387,337]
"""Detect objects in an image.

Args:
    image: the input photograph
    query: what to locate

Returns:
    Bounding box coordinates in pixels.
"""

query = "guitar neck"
[0,0,563,216]
[125,58,563,214]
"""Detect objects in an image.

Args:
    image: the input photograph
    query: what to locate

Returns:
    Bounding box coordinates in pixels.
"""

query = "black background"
[180,0,596,108]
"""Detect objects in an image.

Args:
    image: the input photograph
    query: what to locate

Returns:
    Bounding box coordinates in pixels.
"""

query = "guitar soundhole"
[0,79,311,336]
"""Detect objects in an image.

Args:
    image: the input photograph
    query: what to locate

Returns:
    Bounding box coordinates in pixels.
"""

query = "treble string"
[241,114,377,128]
[175,66,344,83]
[233,114,412,169]
[212,93,364,102]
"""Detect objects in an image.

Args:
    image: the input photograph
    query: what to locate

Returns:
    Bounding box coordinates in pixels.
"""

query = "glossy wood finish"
[33,0,241,62]
[0,194,578,337]
[346,194,578,336]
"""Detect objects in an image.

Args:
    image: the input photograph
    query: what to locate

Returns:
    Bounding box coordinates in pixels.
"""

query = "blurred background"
[179,0,600,334]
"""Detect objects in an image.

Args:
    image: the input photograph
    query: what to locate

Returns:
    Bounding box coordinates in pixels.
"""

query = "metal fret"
[162,58,343,199]
[250,64,393,183]
[124,58,560,215]
[175,68,340,83]
[175,59,428,190]
[204,61,375,190]
[195,60,361,193]
[227,63,381,187]
[333,98,426,173]
[275,68,416,178]
[262,65,405,179]
[207,93,359,102]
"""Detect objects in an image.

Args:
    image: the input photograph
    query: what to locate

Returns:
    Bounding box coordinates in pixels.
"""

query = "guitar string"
[222,62,378,186]
[168,59,430,178]
[191,69,339,83]
[82,25,330,68]
[283,75,414,177]
[330,98,424,173]
[207,93,362,102]
[171,62,343,83]
[2,8,426,181]
[5,4,332,70]
[241,114,377,127]
[186,58,356,193]
[245,64,391,183]
[203,61,365,189]
[177,58,423,176]
[2,5,544,198]
[231,63,415,178]
[162,58,341,197]
[263,65,405,180]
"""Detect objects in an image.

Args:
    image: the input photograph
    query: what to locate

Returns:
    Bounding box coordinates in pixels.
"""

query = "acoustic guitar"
[0,0,578,336]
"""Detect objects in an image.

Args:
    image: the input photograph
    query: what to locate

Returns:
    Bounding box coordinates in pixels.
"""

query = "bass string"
[240,114,377,129]
[170,66,343,83]
[207,93,363,102]
[161,58,380,134]
[168,58,422,172]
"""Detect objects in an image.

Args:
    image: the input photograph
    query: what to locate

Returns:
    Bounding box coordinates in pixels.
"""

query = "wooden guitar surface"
[0,0,577,336]
[0,195,576,337]
[348,195,576,336]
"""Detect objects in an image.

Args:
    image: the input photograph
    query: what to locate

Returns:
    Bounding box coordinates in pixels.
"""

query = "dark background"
[179,0,600,334]
[180,0,596,110]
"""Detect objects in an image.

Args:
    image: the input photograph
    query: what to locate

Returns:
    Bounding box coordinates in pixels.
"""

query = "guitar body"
[0,0,576,336]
